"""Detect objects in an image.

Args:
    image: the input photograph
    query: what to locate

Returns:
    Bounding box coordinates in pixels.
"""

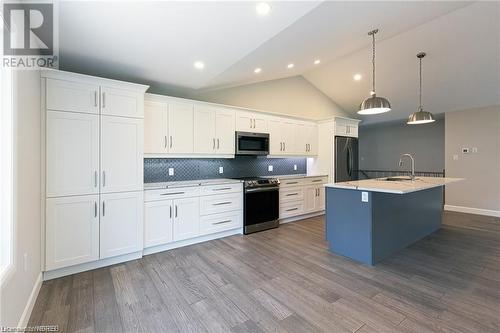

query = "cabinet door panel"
[317,186,325,211]
[100,116,143,193]
[144,101,168,154]
[100,191,143,259]
[282,121,296,154]
[294,123,307,155]
[267,119,283,155]
[101,86,144,118]
[46,78,99,114]
[235,113,254,132]
[215,109,235,154]
[194,106,216,154]
[303,186,317,213]
[253,115,268,133]
[46,111,99,197]
[168,101,194,153]
[173,197,199,241]
[199,211,242,236]
[46,195,99,270]
[144,200,173,247]
[306,123,318,155]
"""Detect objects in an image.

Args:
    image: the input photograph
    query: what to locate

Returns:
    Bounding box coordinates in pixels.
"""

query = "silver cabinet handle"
[175,205,178,218]
[217,138,220,149]
[253,119,256,128]
[94,91,98,107]
[102,92,106,108]
[102,171,106,187]
[160,192,185,196]
[94,201,97,217]
[164,136,168,148]
[286,193,298,196]
[213,202,232,206]
[286,181,298,185]
[94,171,98,187]
[286,207,298,212]
[312,179,322,182]
[283,142,286,151]
[170,136,173,148]
[280,142,283,151]
[169,205,172,218]
[249,119,252,129]
[102,201,105,216]
[213,220,231,225]
[213,138,216,150]
[213,187,231,191]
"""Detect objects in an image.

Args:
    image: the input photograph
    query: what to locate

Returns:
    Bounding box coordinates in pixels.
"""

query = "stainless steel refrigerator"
[334,136,359,182]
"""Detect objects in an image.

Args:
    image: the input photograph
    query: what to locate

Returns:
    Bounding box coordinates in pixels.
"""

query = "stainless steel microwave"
[235,132,269,156]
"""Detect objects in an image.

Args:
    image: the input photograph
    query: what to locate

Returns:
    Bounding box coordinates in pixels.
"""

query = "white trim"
[43,251,142,281]
[280,211,324,224]
[144,154,235,159]
[444,205,500,218]
[16,272,43,329]
[143,228,243,256]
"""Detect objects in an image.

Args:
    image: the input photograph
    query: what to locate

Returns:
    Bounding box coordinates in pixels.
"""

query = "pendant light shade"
[358,29,391,115]
[408,52,435,125]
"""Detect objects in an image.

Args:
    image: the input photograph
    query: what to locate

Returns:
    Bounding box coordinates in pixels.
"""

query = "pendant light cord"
[417,52,426,111]
[371,31,376,95]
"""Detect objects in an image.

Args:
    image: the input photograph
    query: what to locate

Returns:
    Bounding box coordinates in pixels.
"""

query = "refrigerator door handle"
[347,146,352,177]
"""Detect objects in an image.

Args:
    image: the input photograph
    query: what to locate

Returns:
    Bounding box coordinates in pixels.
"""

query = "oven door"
[236,132,269,155]
[244,187,279,234]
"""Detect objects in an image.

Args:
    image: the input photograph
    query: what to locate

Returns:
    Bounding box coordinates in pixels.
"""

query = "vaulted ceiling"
[59,1,499,124]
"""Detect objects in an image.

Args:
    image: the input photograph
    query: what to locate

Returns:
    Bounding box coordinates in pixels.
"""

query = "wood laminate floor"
[29,211,500,333]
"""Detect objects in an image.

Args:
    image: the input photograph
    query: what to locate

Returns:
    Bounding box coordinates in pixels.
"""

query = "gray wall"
[445,106,500,212]
[358,118,445,172]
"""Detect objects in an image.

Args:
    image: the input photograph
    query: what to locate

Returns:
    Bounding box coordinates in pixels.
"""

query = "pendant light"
[407,52,435,124]
[358,29,391,115]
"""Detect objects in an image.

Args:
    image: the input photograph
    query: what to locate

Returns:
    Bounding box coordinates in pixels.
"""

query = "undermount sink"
[381,176,415,181]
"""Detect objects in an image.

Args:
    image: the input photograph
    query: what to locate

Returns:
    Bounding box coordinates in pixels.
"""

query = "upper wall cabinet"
[236,111,268,133]
[295,122,318,156]
[334,117,360,138]
[144,101,168,154]
[100,86,144,118]
[168,101,194,154]
[194,105,235,155]
[46,78,100,114]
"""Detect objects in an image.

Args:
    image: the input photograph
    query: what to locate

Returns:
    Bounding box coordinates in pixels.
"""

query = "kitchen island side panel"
[326,188,373,265]
[371,186,443,263]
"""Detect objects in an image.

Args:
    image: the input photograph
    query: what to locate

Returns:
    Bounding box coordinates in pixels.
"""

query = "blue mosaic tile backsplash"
[144,157,307,182]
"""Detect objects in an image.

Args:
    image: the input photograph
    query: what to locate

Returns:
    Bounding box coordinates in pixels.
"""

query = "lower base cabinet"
[279,176,327,220]
[144,199,174,247]
[172,197,200,241]
[304,185,325,213]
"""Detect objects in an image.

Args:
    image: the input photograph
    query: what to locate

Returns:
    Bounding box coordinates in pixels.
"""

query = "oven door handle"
[245,187,279,193]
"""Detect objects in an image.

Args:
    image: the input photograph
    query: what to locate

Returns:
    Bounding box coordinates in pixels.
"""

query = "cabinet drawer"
[303,177,328,186]
[144,186,200,202]
[279,178,304,187]
[200,211,242,235]
[200,193,242,216]
[280,201,304,219]
[200,183,242,196]
[279,187,304,203]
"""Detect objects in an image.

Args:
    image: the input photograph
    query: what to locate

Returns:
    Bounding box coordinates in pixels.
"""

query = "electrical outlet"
[168,168,174,176]
[24,253,28,271]
[361,192,369,203]
[293,164,297,171]
[462,147,470,154]
[268,165,273,172]
[219,166,224,174]
[472,147,478,153]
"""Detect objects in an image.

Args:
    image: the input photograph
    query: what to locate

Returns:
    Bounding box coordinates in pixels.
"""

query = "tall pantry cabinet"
[42,70,149,272]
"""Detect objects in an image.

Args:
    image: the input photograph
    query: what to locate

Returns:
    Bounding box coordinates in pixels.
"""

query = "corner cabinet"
[42,69,149,275]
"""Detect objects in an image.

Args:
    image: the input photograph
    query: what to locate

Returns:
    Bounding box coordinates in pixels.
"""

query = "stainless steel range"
[235,177,280,234]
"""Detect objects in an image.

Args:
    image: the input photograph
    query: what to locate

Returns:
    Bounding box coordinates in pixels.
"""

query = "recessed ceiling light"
[314,59,321,65]
[353,73,362,81]
[256,2,271,16]
[287,63,295,69]
[254,68,262,74]
[194,61,205,70]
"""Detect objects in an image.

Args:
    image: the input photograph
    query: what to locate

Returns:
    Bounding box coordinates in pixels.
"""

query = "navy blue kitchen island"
[325,177,460,265]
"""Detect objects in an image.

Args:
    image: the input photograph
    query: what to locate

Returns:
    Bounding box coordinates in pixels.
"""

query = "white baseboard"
[444,205,500,217]
[17,272,43,328]
[143,228,243,256]
[280,211,324,224]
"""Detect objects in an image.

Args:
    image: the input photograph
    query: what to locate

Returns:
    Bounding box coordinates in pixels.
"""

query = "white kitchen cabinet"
[144,199,173,247]
[215,108,235,154]
[100,191,143,259]
[303,186,324,213]
[173,197,200,241]
[305,123,318,155]
[199,211,241,236]
[168,101,194,153]
[279,176,327,220]
[144,101,168,154]
[194,105,217,154]
[45,195,99,270]
[335,118,360,138]
[100,116,143,193]
[100,85,144,118]
[236,112,267,133]
[46,111,99,197]
[268,118,296,155]
[46,78,99,115]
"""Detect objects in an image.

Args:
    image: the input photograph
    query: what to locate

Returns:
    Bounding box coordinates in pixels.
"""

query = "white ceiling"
[58,1,500,124]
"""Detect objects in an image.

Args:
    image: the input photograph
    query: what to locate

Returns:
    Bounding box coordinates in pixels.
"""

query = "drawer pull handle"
[213,202,232,206]
[161,192,185,196]
[213,220,232,225]
[286,193,298,196]
[213,187,231,191]
[286,181,299,185]
[286,208,298,212]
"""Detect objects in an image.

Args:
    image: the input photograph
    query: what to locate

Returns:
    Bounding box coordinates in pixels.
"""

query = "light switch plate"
[168,168,174,176]
[361,191,369,202]
[268,165,273,172]
[219,166,224,174]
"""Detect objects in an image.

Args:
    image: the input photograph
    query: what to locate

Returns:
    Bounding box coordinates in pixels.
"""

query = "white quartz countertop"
[262,174,328,180]
[144,178,242,190]
[325,177,463,194]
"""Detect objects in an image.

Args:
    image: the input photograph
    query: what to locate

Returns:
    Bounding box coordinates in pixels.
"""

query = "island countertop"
[325,177,463,194]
